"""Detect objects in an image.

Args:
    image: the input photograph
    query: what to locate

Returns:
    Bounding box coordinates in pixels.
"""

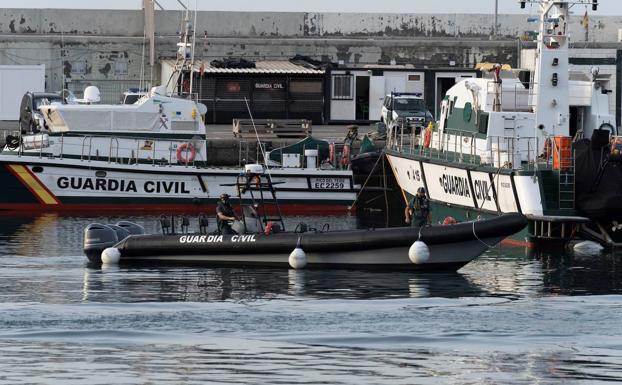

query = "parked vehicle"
[381,92,433,134]
[19,92,63,133]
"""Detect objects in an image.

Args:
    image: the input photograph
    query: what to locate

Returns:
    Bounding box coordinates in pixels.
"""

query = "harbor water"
[1,213,621,384]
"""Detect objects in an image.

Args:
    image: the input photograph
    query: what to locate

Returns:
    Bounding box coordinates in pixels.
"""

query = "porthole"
[95,170,107,178]
[32,166,43,173]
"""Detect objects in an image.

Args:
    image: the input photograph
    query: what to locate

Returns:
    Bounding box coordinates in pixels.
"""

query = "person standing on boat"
[405,187,431,227]
[216,193,238,235]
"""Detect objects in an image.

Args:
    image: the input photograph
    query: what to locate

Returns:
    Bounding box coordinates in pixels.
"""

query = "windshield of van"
[393,98,426,112]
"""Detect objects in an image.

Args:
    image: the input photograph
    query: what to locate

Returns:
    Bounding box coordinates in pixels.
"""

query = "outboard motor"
[106,224,131,242]
[116,221,145,235]
[83,223,119,263]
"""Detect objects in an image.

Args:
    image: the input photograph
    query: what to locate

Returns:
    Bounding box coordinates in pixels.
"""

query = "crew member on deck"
[405,187,431,227]
[216,193,238,235]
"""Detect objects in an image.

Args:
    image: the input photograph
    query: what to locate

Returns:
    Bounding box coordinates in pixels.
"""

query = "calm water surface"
[0,213,621,384]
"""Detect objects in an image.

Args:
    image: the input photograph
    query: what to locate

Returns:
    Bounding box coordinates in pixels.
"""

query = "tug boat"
[82,170,527,270]
[384,0,622,247]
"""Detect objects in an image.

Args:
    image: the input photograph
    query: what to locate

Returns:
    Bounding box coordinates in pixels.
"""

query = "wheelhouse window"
[332,74,354,100]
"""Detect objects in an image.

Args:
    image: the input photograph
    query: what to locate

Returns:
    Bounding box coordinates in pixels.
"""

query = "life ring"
[340,144,350,167]
[176,143,196,163]
[542,137,552,159]
[423,127,432,148]
[328,143,336,165]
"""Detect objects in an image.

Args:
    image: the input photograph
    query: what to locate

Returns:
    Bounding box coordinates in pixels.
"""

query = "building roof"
[162,60,325,75]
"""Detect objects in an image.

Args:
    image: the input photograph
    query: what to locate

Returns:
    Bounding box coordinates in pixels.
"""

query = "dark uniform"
[216,195,237,234]
[407,193,431,227]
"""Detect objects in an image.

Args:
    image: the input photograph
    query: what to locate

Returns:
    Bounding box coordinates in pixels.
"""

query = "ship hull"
[0,155,357,215]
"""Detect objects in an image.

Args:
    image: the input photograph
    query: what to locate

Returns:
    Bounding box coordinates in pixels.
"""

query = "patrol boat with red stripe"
[0,14,358,215]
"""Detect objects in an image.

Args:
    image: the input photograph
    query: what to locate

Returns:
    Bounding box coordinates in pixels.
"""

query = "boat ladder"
[557,154,575,210]
[235,172,286,232]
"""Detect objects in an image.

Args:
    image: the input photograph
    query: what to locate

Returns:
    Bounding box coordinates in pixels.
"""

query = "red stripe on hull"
[0,203,353,216]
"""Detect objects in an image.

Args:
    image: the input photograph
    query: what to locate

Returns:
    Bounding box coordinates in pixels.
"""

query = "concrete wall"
[1,8,621,104]
[2,9,622,40]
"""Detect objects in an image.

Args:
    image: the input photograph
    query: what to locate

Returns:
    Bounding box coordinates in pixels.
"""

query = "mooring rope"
[472,219,495,248]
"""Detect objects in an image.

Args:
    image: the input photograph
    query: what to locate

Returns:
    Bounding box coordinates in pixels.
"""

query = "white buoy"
[572,240,604,256]
[408,240,430,264]
[101,247,121,265]
[288,238,307,269]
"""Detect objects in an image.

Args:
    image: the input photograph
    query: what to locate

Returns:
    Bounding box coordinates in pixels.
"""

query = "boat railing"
[26,132,202,168]
[484,80,531,112]
[388,125,556,170]
[108,137,120,164]
[80,136,93,162]
[481,79,593,113]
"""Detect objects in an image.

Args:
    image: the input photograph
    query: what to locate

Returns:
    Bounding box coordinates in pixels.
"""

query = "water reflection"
[0,213,621,301]
[81,266,488,303]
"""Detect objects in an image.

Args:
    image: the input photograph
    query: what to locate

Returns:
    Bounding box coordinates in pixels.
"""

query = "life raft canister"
[176,143,196,163]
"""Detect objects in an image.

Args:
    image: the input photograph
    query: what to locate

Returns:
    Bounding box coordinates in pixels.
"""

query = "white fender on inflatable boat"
[572,240,604,256]
[101,247,121,265]
[409,240,430,264]
[288,238,307,269]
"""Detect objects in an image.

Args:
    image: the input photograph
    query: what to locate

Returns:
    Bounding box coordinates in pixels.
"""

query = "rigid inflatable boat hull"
[86,213,526,271]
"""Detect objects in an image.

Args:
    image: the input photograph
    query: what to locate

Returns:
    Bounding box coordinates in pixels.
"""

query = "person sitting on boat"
[216,193,238,235]
[405,187,431,227]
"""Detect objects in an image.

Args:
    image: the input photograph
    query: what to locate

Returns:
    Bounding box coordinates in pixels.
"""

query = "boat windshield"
[393,98,426,111]
[34,96,62,109]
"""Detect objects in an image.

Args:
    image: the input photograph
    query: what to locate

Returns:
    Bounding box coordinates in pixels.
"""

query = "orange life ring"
[423,128,432,148]
[176,143,196,163]
[340,144,350,167]
[328,143,336,165]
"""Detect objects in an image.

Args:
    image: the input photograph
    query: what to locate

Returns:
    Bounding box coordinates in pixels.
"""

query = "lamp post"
[494,0,498,37]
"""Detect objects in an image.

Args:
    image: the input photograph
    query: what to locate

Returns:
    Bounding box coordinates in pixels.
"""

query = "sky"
[0,0,621,14]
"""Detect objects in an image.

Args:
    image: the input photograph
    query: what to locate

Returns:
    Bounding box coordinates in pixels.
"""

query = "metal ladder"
[235,172,286,232]
[558,152,575,210]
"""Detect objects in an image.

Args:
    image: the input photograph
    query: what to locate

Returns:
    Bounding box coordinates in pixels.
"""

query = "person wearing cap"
[405,187,431,227]
[216,193,238,234]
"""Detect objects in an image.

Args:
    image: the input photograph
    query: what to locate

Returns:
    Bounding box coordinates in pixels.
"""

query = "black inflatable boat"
[83,213,527,271]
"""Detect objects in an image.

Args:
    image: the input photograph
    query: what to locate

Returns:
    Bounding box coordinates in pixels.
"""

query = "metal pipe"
[494,0,498,37]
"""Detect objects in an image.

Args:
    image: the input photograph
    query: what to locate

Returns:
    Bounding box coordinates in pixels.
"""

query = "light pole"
[494,0,498,37]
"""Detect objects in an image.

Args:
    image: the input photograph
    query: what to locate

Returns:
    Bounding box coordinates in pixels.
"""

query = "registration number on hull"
[311,178,346,189]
